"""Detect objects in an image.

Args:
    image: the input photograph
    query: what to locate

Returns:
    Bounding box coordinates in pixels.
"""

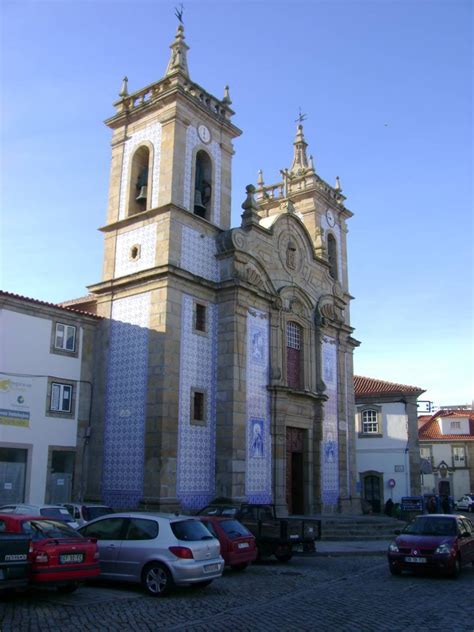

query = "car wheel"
[275,552,293,563]
[142,562,174,597]
[450,556,461,579]
[57,582,80,594]
[230,563,248,571]
[389,564,401,576]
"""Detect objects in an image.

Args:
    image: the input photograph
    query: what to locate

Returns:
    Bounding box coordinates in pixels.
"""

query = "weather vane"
[295,107,307,124]
[175,3,184,24]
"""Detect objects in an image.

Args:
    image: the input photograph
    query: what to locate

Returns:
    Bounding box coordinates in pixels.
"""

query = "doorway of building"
[0,447,27,504]
[362,473,382,513]
[286,427,305,514]
[48,451,75,504]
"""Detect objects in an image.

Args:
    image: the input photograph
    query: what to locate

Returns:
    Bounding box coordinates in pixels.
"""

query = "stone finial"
[222,85,232,105]
[289,124,310,175]
[119,76,129,98]
[241,184,261,229]
[335,176,342,192]
[257,169,264,187]
[309,154,315,172]
[165,24,190,78]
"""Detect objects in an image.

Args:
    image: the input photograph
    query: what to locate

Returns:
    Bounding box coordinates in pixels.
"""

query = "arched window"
[327,233,338,280]
[194,150,212,219]
[286,321,302,389]
[128,146,150,216]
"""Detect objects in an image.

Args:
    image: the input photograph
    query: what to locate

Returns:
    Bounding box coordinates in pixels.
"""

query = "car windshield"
[23,519,82,540]
[40,507,74,522]
[219,519,251,539]
[171,519,215,541]
[83,506,113,521]
[404,517,457,536]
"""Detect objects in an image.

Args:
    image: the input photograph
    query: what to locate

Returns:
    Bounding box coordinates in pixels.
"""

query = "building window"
[194,303,207,333]
[191,389,206,425]
[50,383,73,413]
[55,323,76,352]
[194,150,212,219]
[286,321,302,389]
[327,233,338,280]
[420,446,433,466]
[362,409,379,434]
[452,446,465,467]
[450,421,461,429]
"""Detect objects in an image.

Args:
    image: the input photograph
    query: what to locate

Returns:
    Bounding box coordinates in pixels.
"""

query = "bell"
[136,185,147,202]
[193,189,207,217]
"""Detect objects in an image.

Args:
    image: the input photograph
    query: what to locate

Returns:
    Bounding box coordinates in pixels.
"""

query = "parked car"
[78,512,223,596]
[198,516,257,570]
[387,514,474,577]
[0,504,79,529]
[62,503,114,527]
[0,532,31,594]
[454,494,474,513]
[197,500,321,562]
[0,513,100,592]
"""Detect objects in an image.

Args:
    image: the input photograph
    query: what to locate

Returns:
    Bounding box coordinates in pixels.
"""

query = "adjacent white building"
[354,376,425,512]
[0,291,101,505]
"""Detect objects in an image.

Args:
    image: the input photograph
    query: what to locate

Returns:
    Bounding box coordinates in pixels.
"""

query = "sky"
[1,0,472,409]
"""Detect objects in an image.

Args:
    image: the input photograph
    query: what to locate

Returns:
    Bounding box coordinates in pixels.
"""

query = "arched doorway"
[286,427,305,514]
[361,471,383,513]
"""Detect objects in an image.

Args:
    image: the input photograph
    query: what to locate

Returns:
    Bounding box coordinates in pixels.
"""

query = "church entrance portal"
[362,472,382,513]
[286,427,304,514]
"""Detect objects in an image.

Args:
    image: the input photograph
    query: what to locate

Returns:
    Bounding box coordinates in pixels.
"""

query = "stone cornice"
[267,385,328,402]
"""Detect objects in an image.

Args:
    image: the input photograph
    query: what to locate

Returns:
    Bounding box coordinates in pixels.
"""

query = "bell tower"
[86,24,241,511]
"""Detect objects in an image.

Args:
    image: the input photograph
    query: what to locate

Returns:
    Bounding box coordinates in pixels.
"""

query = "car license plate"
[238,542,249,549]
[204,563,219,573]
[60,553,84,564]
[405,556,427,564]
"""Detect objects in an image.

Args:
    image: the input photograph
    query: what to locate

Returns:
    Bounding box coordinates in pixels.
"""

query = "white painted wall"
[356,402,411,503]
[0,308,83,504]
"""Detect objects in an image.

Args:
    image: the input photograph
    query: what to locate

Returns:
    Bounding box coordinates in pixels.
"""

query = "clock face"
[198,124,211,144]
[326,209,335,227]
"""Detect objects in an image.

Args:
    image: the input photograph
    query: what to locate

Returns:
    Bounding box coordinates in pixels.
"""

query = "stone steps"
[319,515,405,541]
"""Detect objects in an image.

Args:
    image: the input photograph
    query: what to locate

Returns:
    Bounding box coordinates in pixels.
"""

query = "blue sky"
[1,0,472,408]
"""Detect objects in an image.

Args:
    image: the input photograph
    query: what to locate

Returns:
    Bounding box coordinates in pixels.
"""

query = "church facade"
[70,25,359,515]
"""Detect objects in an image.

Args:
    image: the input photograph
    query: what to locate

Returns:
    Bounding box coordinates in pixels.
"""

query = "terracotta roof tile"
[354,375,425,396]
[0,290,102,319]
[418,409,474,442]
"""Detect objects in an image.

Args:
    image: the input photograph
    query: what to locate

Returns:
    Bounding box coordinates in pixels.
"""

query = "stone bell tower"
[85,24,241,510]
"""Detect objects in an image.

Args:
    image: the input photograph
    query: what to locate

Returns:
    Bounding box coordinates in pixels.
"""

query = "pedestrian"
[384,498,394,517]
[441,495,450,514]
[427,496,437,513]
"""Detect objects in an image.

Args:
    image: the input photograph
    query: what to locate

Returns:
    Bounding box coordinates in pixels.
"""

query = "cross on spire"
[295,107,307,125]
[175,4,184,24]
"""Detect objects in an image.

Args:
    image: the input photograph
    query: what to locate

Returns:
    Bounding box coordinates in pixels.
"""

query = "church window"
[191,389,206,425]
[128,146,150,216]
[129,244,141,261]
[286,321,302,389]
[362,409,379,434]
[194,303,207,333]
[327,233,338,280]
[194,150,212,220]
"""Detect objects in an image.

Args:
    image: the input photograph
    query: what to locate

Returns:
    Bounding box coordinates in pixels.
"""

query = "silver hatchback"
[78,512,223,596]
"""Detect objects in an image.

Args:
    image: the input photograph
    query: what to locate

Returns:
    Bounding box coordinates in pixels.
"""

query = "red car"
[198,516,257,571]
[388,514,474,577]
[0,513,100,592]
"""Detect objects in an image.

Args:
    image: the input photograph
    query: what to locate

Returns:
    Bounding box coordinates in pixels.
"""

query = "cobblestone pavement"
[1,555,473,632]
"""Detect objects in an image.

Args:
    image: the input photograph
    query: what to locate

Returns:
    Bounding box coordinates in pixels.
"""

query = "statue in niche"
[286,240,297,270]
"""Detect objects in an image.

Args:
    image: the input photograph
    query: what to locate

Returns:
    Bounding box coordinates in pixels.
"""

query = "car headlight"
[388,542,399,553]
[435,543,453,555]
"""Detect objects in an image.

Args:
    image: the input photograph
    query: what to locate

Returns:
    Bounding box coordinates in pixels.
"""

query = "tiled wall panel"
[181,226,219,282]
[246,308,271,503]
[102,293,150,508]
[322,335,339,506]
[177,295,217,510]
[114,224,157,278]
